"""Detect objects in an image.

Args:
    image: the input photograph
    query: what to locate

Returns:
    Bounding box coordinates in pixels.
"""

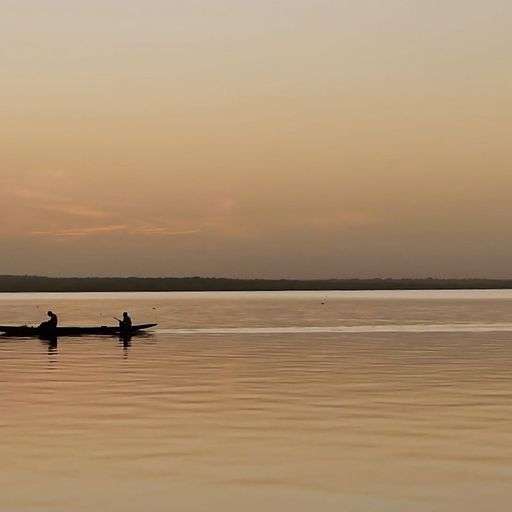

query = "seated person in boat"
[39,311,58,330]
[118,312,132,331]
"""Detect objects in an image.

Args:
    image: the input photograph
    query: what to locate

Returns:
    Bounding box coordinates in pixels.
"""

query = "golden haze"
[1,1,511,277]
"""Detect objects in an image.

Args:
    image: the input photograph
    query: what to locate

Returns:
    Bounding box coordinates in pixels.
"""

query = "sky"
[1,0,511,278]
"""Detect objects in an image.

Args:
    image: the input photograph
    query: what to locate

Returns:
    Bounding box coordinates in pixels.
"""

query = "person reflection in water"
[46,336,58,353]
[118,312,132,332]
[39,311,58,330]
[120,334,132,354]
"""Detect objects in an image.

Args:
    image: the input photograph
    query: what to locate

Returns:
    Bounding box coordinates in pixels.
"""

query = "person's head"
[47,311,53,317]
[123,312,128,318]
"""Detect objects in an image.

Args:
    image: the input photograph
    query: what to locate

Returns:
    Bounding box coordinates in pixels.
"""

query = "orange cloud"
[13,187,109,219]
[30,224,202,239]
[31,225,127,238]
[128,226,202,236]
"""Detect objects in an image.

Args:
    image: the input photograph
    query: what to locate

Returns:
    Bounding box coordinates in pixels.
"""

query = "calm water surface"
[1,290,512,511]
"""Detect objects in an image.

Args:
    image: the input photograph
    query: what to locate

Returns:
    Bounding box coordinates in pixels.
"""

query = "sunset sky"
[2,1,511,278]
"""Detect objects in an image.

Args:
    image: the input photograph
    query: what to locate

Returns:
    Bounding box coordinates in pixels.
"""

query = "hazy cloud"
[30,224,202,239]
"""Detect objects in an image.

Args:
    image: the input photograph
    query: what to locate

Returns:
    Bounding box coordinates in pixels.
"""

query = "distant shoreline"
[2,276,512,293]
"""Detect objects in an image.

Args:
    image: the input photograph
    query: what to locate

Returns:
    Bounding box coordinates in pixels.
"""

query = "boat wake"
[156,323,512,335]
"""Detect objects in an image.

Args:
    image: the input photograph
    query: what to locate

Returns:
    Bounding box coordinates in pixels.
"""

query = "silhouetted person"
[118,312,132,332]
[39,311,58,330]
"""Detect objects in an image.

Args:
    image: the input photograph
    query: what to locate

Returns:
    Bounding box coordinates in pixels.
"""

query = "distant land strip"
[1,276,512,293]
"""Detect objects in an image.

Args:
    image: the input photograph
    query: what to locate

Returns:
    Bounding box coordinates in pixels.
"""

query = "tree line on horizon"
[1,275,512,292]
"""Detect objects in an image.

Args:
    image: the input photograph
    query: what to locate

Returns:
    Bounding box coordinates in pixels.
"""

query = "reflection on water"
[157,322,512,334]
[45,337,58,354]
[0,291,512,511]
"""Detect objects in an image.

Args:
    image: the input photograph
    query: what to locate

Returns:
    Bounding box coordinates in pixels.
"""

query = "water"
[1,290,512,511]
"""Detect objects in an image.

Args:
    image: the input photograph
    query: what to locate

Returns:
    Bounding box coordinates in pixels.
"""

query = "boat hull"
[0,324,158,337]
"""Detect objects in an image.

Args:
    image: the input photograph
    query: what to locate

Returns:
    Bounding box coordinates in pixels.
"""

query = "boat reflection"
[31,331,156,359]
[39,335,58,360]
[119,333,132,351]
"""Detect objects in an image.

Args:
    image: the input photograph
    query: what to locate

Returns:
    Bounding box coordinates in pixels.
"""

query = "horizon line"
[3,275,512,282]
